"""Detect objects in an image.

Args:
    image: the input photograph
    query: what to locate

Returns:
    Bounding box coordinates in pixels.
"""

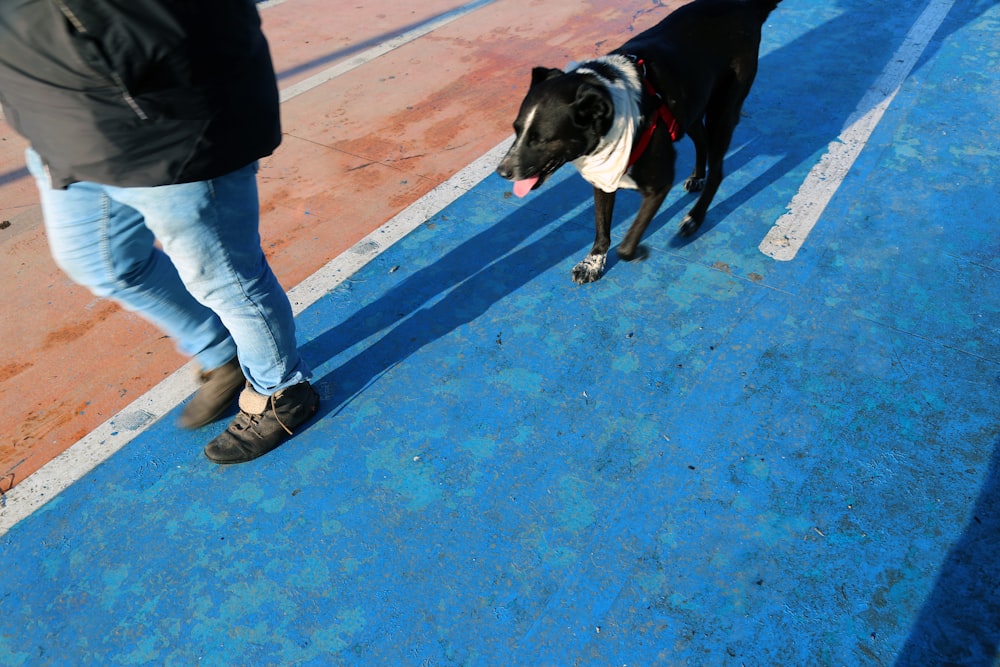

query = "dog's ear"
[530,66,563,88]
[571,84,612,129]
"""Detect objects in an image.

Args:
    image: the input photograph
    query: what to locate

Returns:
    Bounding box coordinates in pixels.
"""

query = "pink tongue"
[513,177,539,198]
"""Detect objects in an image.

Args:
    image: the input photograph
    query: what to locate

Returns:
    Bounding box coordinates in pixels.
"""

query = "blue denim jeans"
[26,148,310,395]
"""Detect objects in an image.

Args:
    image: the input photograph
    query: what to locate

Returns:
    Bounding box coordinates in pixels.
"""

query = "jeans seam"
[97,191,120,291]
[199,175,285,392]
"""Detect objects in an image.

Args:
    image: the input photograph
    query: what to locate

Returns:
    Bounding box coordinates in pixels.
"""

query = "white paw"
[572,254,607,284]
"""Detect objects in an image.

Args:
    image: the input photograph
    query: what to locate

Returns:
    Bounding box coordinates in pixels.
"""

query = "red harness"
[627,58,681,168]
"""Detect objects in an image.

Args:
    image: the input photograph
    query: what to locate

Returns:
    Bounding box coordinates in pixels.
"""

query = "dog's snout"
[497,153,520,180]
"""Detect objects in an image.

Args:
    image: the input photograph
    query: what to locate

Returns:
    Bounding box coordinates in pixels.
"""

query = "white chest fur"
[569,56,643,193]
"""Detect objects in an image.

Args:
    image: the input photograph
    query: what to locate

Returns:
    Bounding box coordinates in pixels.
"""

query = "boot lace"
[233,394,294,436]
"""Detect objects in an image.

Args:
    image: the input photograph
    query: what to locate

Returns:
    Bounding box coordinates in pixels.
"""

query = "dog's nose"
[496,161,513,180]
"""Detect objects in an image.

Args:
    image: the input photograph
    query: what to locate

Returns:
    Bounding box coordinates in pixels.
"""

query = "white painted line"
[279,0,497,103]
[759,0,955,261]
[0,136,512,536]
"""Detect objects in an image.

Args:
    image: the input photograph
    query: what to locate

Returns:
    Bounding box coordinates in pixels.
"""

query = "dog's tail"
[756,0,782,20]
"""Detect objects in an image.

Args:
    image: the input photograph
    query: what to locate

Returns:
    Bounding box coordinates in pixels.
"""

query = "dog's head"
[496,66,615,197]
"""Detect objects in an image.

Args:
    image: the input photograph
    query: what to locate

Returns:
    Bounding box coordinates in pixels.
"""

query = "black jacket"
[0,0,281,188]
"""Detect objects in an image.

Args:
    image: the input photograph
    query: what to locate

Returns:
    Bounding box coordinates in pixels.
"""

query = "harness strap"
[627,57,681,168]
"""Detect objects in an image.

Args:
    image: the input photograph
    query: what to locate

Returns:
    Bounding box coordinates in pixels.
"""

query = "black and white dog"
[497,0,782,283]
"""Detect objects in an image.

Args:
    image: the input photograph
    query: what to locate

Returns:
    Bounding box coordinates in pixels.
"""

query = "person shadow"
[299,173,597,415]
[300,0,997,409]
[894,435,1000,665]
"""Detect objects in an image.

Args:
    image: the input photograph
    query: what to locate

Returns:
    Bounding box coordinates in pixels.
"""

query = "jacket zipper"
[56,2,149,121]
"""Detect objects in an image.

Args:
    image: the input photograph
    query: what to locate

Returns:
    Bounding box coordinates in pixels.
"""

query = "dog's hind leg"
[572,187,616,284]
[679,75,751,237]
[683,119,707,193]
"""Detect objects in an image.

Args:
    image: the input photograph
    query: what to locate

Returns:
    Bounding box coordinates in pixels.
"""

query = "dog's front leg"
[572,187,616,284]
[618,189,669,260]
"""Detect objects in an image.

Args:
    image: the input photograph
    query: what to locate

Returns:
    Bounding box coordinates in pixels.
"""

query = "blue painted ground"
[2,1,998,665]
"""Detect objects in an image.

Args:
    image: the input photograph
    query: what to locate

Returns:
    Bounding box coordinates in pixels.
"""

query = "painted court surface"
[1,0,999,664]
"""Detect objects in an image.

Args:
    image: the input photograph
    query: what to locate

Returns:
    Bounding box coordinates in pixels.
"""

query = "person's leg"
[27,148,244,429]
[110,162,310,396]
[27,148,237,370]
[109,162,317,463]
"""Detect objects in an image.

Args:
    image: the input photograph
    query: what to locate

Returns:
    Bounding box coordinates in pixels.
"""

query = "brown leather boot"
[204,381,319,464]
[177,357,245,429]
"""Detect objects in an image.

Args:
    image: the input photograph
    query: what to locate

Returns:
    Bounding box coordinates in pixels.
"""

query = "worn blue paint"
[2,1,998,665]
